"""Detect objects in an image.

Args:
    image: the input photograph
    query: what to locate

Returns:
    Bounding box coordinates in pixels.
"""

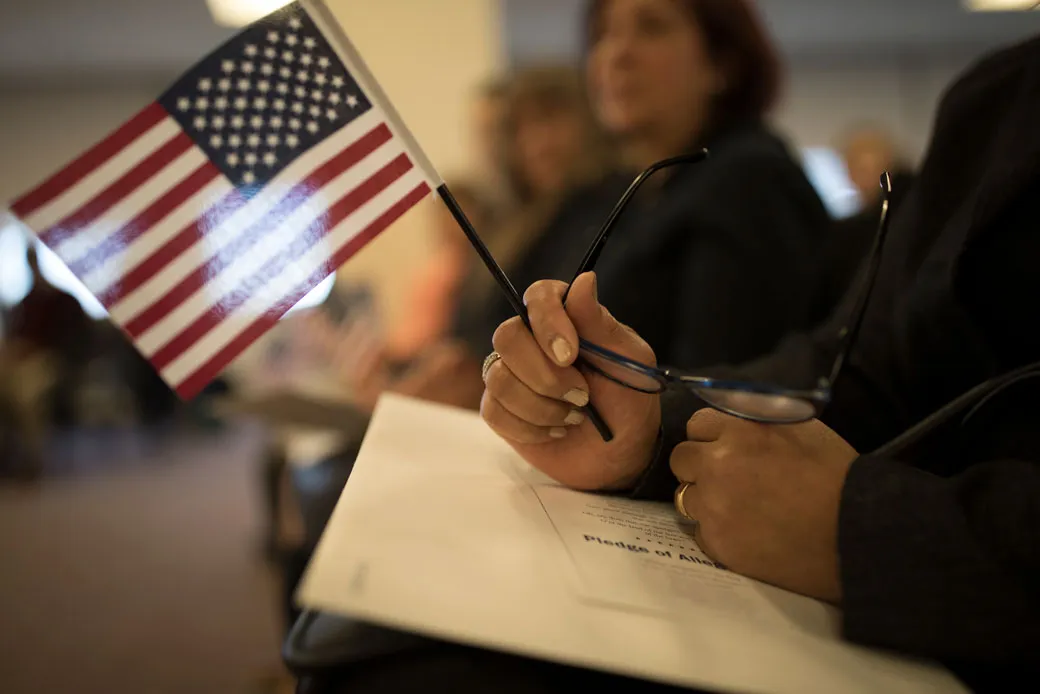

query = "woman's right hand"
[481,272,661,491]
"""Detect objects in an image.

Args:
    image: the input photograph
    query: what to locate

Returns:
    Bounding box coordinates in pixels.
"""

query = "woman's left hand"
[670,409,858,603]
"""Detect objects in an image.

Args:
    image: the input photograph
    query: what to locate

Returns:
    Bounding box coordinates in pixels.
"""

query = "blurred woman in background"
[546,0,831,369]
[351,64,615,411]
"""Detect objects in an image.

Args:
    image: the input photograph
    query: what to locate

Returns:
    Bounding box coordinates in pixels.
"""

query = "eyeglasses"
[573,172,895,424]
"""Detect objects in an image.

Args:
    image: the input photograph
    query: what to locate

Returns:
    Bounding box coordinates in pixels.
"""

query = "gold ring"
[481,351,502,385]
[674,482,697,523]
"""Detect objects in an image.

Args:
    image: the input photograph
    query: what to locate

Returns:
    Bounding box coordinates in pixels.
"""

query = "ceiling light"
[206,0,294,27]
[964,0,1039,10]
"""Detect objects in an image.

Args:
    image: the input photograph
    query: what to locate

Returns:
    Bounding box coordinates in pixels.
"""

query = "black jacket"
[634,35,1040,688]
[455,122,830,369]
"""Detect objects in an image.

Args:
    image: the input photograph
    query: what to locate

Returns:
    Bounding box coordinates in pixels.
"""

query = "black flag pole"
[437,183,616,442]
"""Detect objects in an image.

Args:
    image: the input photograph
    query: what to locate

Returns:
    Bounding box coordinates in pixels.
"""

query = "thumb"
[564,272,655,365]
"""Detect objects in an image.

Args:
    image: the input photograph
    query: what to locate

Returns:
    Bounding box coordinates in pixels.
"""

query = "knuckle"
[491,317,523,353]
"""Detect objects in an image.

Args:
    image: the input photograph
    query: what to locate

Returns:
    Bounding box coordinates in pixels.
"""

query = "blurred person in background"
[1,245,93,478]
[810,125,916,322]
[469,77,513,219]
[348,64,615,413]
[501,0,830,374]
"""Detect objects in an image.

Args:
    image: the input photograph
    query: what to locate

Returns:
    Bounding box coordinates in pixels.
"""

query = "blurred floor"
[0,423,287,694]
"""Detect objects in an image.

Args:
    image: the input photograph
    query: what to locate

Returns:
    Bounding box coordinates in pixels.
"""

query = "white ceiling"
[0,0,1038,86]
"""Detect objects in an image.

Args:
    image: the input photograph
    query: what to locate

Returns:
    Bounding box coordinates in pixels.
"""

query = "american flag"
[8,1,439,399]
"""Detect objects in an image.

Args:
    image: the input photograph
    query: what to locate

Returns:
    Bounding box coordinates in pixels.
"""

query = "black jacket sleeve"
[839,455,1040,670]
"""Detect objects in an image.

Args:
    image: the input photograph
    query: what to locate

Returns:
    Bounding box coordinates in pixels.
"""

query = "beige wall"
[321,0,504,324]
[1,0,504,330]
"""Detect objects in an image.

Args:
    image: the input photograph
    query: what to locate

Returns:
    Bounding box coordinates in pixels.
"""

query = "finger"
[481,390,567,444]
[523,280,580,367]
[686,408,732,442]
[564,272,655,364]
[484,359,584,428]
[669,440,706,483]
[492,316,591,407]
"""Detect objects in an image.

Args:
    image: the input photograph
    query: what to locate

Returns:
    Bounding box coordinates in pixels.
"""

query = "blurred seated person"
[459,0,831,384]
[811,125,916,321]
[5,245,93,426]
[346,65,614,412]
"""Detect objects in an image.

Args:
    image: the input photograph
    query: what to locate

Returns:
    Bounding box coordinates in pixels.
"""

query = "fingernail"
[551,336,573,364]
[550,427,568,439]
[563,389,589,407]
[564,410,585,426]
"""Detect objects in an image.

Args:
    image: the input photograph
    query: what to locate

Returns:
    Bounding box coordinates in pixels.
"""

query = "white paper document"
[297,395,966,694]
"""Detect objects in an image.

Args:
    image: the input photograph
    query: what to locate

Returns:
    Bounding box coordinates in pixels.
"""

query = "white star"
[234,97,248,111]
[285,34,298,47]
[276,82,289,94]
[325,108,338,121]
[291,102,305,114]
[304,37,317,50]
[260,64,274,78]
[294,86,307,99]
[198,78,213,92]
[211,115,226,129]
[267,31,280,43]
[346,94,359,108]
[272,99,286,111]
[244,44,258,57]
[228,134,242,148]
[282,50,294,63]
[289,118,302,130]
[311,89,324,102]
[237,78,251,92]
[176,97,191,111]
[253,97,268,110]
[269,117,284,130]
[195,97,209,111]
[264,46,277,59]
[247,133,261,148]
[327,93,341,105]
[221,60,236,73]
[296,70,309,83]
[309,105,321,118]
[242,171,256,184]
[306,121,320,134]
[286,134,300,148]
[299,54,313,67]
[244,152,258,166]
[313,73,327,87]
[214,96,229,111]
[218,78,232,92]
[279,66,293,79]
[266,133,281,146]
[263,152,278,167]
[331,76,344,88]
[193,116,207,130]
[318,56,331,69]
[250,115,264,129]
[231,115,245,129]
[227,153,240,167]
[241,61,255,74]
[288,16,302,30]
[257,80,270,93]
[210,134,224,148]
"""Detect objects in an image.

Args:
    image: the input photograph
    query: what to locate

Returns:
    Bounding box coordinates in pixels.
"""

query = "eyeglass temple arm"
[438,183,615,442]
[827,171,893,386]
[562,150,709,303]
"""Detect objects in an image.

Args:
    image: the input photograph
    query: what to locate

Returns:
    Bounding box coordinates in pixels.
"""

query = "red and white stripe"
[12,103,431,398]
